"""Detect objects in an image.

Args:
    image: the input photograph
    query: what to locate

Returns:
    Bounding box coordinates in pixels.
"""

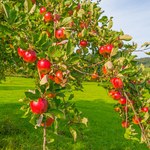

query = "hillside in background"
[136,57,150,68]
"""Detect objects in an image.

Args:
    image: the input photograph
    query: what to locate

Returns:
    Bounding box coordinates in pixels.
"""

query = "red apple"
[18,47,25,57]
[23,50,37,63]
[91,73,98,79]
[30,98,48,114]
[54,76,62,84]
[40,7,46,14]
[56,70,63,80]
[79,40,88,47]
[108,90,115,97]
[110,91,122,100]
[122,121,129,128]
[68,10,73,16]
[114,107,120,112]
[141,107,149,112]
[31,0,36,4]
[47,93,56,98]
[48,75,55,81]
[132,116,141,124]
[119,97,127,105]
[76,4,81,10]
[122,106,128,112]
[102,66,107,75]
[105,44,114,53]
[41,117,54,127]
[80,22,88,29]
[110,77,123,89]
[44,12,53,22]
[55,28,65,39]
[54,14,61,22]
[37,59,51,73]
[69,21,74,27]
[99,46,106,54]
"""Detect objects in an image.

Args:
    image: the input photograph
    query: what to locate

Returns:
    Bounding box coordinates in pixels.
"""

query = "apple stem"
[124,92,150,148]
[43,122,47,150]
[38,68,41,80]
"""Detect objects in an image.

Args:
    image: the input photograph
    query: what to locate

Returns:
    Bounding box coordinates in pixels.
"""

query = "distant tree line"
[136,57,150,68]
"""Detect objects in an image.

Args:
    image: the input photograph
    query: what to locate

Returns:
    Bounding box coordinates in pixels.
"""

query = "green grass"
[0,77,149,150]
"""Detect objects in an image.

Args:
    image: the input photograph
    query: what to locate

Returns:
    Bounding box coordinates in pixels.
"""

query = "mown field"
[0,77,148,150]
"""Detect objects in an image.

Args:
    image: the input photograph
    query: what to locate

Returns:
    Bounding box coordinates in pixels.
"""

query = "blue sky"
[99,0,150,58]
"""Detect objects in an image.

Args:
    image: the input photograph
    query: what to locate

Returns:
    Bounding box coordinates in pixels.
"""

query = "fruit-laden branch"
[124,92,150,148]
[73,67,102,79]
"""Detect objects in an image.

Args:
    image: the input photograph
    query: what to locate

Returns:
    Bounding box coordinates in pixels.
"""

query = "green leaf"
[120,68,135,75]
[141,42,150,47]
[0,25,12,34]
[40,75,48,85]
[66,40,74,55]
[60,17,72,26]
[46,109,64,119]
[29,4,36,14]
[81,117,88,127]
[29,114,37,125]
[24,0,32,13]
[77,9,85,18]
[81,28,87,37]
[48,47,65,58]
[108,18,113,29]
[69,127,77,142]
[24,0,29,13]
[124,126,139,141]
[119,34,132,41]
[145,52,150,55]
[69,55,80,64]
[47,138,55,144]
[8,9,17,24]
[22,107,30,118]
[25,89,41,99]
[110,48,118,56]
[99,16,108,24]
[57,93,65,98]
[36,33,47,46]
[142,112,149,123]
[68,94,74,100]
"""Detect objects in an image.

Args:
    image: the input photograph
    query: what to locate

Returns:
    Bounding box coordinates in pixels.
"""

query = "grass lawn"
[0,77,148,150]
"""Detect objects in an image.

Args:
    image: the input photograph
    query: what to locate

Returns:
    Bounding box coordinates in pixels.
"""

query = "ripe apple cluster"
[18,48,37,63]
[99,44,114,55]
[109,77,149,127]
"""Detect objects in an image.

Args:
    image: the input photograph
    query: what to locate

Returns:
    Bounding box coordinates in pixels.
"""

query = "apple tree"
[0,0,150,149]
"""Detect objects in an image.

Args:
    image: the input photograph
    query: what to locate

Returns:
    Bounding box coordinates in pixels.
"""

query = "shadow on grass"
[0,101,148,150]
[0,86,34,90]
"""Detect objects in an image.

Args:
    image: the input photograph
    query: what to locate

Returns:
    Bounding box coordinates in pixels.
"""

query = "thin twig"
[135,47,150,52]
[83,60,105,68]
[124,92,150,147]
[38,68,41,80]
[43,123,46,150]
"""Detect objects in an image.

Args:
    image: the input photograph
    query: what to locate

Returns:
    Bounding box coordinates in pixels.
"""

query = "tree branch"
[124,92,150,147]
